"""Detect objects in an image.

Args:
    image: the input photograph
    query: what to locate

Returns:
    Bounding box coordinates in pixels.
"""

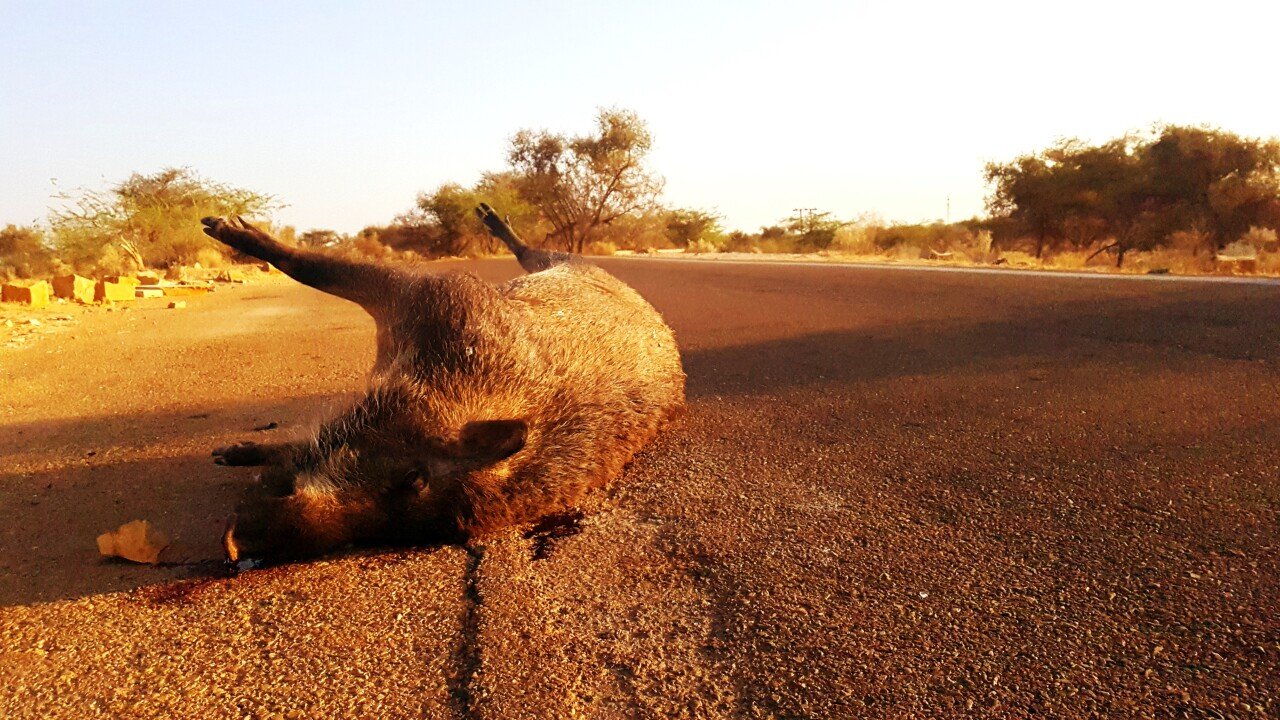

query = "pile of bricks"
[2,272,220,308]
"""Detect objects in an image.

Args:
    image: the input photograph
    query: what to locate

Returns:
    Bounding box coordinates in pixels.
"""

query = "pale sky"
[3,0,1278,234]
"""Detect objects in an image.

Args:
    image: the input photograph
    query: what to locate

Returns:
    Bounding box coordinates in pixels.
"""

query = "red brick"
[52,274,96,303]
[2,280,52,308]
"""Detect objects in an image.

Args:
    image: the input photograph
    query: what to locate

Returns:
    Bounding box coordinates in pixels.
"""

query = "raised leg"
[474,204,577,273]
[201,216,407,311]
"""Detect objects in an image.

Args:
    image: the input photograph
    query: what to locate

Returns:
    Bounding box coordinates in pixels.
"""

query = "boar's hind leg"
[201,216,402,310]
[475,203,577,273]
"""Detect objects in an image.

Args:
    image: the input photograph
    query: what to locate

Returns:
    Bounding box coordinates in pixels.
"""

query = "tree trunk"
[1115,246,1127,268]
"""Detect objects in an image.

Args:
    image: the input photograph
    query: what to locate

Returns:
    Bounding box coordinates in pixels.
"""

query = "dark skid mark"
[136,559,281,607]
[135,561,235,606]
[523,510,585,560]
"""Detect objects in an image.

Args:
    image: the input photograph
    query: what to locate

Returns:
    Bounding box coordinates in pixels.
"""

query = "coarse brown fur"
[202,207,684,561]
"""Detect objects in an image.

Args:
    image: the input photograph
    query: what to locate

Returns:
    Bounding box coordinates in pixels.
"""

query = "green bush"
[0,224,58,279]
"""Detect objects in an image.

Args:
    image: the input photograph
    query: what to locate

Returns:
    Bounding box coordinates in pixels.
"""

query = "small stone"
[96,520,170,564]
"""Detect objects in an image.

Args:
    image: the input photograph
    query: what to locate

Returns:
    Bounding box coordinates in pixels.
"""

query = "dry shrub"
[884,243,926,261]
[685,238,720,254]
[1168,229,1213,256]
[194,247,227,269]
[828,225,877,255]
[91,245,142,276]
[583,241,617,256]
[1217,239,1258,258]
[1044,250,1092,270]
[997,250,1040,268]
[351,236,394,259]
[969,230,995,262]
[1241,226,1278,253]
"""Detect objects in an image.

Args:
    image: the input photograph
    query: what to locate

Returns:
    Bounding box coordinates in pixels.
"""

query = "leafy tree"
[984,152,1068,258]
[985,126,1280,265]
[415,183,486,257]
[50,167,277,269]
[298,229,342,247]
[665,209,723,248]
[782,210,842,250]
[507,108,663,253]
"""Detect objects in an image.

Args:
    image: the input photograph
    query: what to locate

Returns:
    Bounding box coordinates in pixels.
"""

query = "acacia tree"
[50,167,276,269]
[664,209,723,248]
[984,152,1067,258]
[404,174,547,257]
[783,210,842,250]
[507,108,663,252]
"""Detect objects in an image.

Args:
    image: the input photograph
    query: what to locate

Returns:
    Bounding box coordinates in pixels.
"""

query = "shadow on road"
[680,287,1279,399]
[2,274,1276,607]
[0,393,357,606]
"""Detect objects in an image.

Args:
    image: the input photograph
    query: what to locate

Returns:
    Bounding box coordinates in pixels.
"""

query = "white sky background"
[2,0,1278,233]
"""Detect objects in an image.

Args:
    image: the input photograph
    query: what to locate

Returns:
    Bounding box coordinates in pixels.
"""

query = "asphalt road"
[1,258,1277,718]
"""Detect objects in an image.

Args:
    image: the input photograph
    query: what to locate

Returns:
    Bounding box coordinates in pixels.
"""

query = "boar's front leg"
[212,440,304,467]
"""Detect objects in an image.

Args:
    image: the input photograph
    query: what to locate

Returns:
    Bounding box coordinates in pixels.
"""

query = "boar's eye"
[400,469,427,493]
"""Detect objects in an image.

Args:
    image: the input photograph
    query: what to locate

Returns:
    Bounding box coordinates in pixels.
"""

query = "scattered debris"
[168,300,187,309]
[27,318,40,327]
[253,421,280,431]
[216,269,247,283]
[161,285,212,297]
[96,520,170,565]
[135,287,164,298]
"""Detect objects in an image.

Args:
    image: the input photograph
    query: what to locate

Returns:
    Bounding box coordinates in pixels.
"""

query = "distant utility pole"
[946,195,951,224]
[792,207,817,234]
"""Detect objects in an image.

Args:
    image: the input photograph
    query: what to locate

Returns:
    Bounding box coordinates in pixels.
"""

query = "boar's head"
[223,386,529,563]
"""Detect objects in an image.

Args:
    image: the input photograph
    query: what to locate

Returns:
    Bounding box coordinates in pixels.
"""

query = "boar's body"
[380,263,685,533]
[203,211,683,561]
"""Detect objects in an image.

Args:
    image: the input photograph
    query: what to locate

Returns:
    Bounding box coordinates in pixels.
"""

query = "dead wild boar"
[202,205,684,563]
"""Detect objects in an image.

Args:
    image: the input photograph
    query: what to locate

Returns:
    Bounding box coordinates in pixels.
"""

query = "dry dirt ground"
[1,258,1277,718]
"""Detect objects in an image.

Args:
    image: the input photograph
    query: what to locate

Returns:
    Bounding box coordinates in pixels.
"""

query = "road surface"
[1,258,1277,718]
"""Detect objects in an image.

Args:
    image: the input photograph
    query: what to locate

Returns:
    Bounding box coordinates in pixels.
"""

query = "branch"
[1086,241,1119,261]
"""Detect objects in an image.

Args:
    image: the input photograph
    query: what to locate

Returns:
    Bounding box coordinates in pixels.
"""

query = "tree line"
[983,126,1280,266]
[3,115,1279,280]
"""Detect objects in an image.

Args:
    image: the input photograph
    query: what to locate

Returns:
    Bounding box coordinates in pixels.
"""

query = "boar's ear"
[455,419,527,463]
